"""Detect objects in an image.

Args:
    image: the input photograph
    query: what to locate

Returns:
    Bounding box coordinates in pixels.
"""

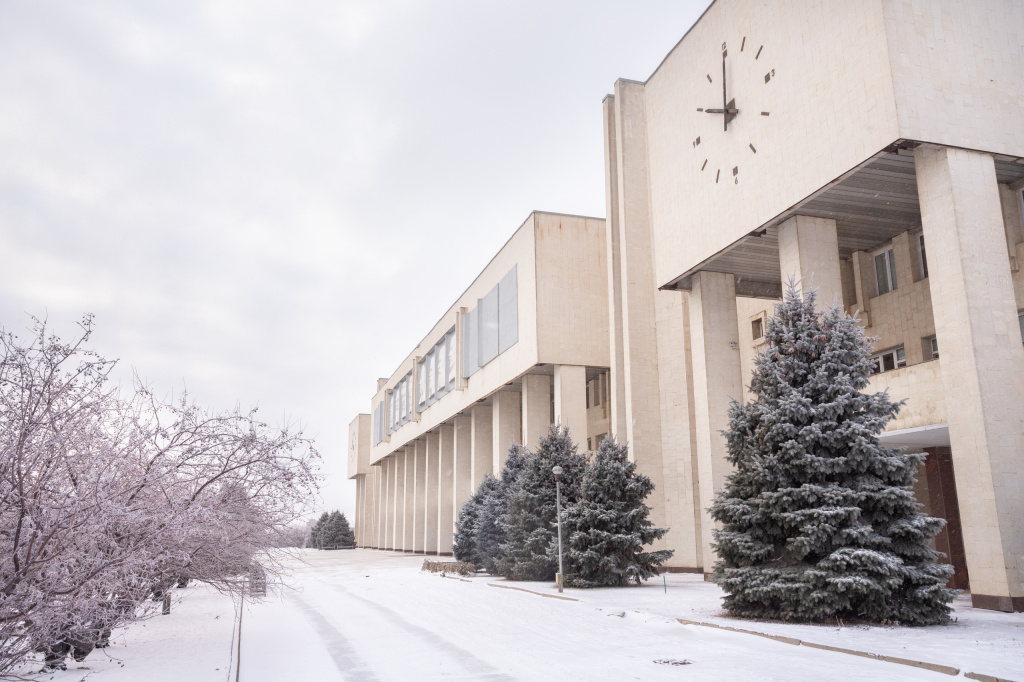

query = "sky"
[0,0,711,518]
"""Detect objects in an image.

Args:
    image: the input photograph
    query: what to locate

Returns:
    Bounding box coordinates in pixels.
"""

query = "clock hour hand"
[702,107,738,114]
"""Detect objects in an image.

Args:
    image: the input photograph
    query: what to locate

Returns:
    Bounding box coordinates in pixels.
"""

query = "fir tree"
[710,285,954,625]
[497,426,586,581]
[453,484,487,564]
[334,512,355,549]
[309,511,330,549]
[562,438,673,587]
[475,444,528,573]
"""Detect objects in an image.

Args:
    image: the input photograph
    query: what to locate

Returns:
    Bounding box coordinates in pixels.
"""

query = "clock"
[691,37,776,185]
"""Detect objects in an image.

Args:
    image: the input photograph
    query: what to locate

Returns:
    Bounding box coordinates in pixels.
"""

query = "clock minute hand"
[703,107,738,114]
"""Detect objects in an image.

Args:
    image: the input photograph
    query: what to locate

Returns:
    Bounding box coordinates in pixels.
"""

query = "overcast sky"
[0,0,710,518]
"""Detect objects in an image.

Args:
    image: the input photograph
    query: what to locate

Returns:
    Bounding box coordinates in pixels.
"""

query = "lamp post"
[552,465,565,593]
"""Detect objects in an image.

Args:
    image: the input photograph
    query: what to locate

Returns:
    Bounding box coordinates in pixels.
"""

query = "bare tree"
[0,316,320,674]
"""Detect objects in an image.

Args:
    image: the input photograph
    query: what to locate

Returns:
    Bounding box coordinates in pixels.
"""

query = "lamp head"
[552,465,563,481]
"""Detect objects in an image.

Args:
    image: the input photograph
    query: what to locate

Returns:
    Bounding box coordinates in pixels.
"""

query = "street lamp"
[552,465,565,593]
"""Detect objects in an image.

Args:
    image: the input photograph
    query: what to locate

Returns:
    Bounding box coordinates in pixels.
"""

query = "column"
[412,441,426,553]
[470,405,493,490]
[453,415,473,523]
[688,271,744,570]
[777,215,843,308]
[438,423,456,554]
[353,476,363,547]
[915,145,1024,611]
[553,364,587,445]
[391,453,403,550]
[492,389,522,471]
[424,432,440,555]
[379,460,389,549]
[521,374,551,451]
[603,92,629,441]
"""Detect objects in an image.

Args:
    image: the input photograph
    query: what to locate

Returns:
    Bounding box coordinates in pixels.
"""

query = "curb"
[487,582,580,602]
[676,618,990,678]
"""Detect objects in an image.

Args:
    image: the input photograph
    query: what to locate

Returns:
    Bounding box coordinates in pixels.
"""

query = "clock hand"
[703,108,739,114]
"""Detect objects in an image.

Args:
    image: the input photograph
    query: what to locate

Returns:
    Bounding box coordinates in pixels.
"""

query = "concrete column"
[778,215,843,309]
[412,441,426,553]
[603,93,629,441]
[452,415,473,522]
[521,374,551,451]
[688,271,744,570]
[424,433,440,555]
[492,389,522,471]
[380,460,390,549]
[401,448,412,551]
[391,452,403,551]
[553,364,587,446]
[470,405,493,490]
[353,476,363,546]
[915,145,1024,612]
[438,423,456,554]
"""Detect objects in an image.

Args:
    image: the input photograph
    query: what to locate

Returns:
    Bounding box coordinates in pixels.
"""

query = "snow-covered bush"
[0,317,320,673]
[562,438,672,587]
[709,286,954,625]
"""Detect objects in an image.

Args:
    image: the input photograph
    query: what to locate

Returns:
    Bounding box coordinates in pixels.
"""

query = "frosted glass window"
[463,308,478,377]
[427,352,436,398]
[418,361,426,406]
[446,330,456,387]
[478,287,500,366]
[435,341,445,397]
[498,266,518,353]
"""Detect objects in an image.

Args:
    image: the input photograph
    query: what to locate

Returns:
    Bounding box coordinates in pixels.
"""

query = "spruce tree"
[476,444,528,573]
[453,484,487,564]
[309,511,330,549]
[336,512,355,548]
[710,285,954,625]
[498,426,586,581]
[563,438,673,587]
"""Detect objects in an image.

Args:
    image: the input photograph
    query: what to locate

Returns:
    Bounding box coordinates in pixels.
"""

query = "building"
[350,0,1024,612]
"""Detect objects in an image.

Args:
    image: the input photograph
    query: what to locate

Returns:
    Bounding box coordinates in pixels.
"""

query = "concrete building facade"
[349,0,1024,612]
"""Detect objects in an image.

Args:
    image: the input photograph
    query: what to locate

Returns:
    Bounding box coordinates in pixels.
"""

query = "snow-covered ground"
[26,549,1024,681]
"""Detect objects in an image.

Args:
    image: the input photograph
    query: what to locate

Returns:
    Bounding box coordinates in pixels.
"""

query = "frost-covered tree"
[497,426,586,581]
[453,482,489,565]
[310,511,355,549]
[309,512,331,548]
[475,444,527,573]
[563,438,673,587]
[710,286,954,625]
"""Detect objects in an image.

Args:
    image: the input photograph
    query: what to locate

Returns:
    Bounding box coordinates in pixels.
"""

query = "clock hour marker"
[697,107,704,112]
[701,159,708,170]
[707,74,713,83]
[741,36,746,51]
[715,169,720,183]
[749,143,757,153]
[761,111,770,116]
[693,136,701,147]
[755,45,763,59]
[733,166,739,176]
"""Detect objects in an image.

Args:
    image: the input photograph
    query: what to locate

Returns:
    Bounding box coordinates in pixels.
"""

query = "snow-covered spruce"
[453,479,489,565]
[497,425,586,581]
[562,438,673,587]
[475,444,527,573]
[709,285,954,625]
[309,510,355,549]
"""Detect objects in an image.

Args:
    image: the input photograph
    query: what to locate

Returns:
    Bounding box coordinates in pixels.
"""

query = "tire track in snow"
[293,595,380,682]
[323,580,515,681]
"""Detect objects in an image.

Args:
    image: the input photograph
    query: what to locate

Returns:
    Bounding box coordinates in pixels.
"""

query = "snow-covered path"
[236,550,976,681]
[30,549,1023,681]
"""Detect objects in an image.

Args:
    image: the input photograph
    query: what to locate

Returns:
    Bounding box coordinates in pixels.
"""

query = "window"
[751,318,763,340]
[1019,311,1024,344]
[417,327,456,411]
[874,247,897,295]
[918,235,929,279]
[461,266,519,380]
[924,335,938,360]
[870,346,906,374]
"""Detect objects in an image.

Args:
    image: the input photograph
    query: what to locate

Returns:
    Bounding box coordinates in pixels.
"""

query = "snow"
[22,549,1024,681]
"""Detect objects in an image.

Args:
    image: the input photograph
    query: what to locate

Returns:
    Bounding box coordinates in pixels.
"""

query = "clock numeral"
[693,136,701,147]
[749,143,757,153]
[764,69,775,84]
[701,159,708,171]
[755,45,764,59]
[740,36,746,51]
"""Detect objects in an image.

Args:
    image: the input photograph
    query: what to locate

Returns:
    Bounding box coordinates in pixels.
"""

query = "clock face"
[691,37,776,185]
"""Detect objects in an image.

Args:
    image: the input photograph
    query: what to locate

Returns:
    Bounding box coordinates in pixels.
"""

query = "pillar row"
[688,271,744,570]
[915,144,1024,611]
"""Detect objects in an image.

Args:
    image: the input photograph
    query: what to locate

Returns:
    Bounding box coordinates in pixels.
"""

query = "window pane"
[427,352,435,398]
[870,357,881,375]
[919,235,929,279]
[931,336,939,358]
[446,330,456,386]
[896,347,906,367]
[418,362,426,405]
[882,353,895,371]
[888,248,897,290]
[435,340,445,396]
[875,252,890,295]
[1019,313,1024,343]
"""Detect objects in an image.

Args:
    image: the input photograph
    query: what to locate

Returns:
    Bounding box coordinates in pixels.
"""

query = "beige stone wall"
[347,413,371,479]
[643,0,898,287]
[884,0,1024,158]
